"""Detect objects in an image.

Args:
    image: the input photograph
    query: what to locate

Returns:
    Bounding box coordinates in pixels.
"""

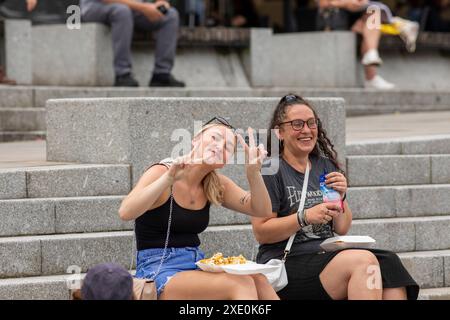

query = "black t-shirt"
[257,154,340,263]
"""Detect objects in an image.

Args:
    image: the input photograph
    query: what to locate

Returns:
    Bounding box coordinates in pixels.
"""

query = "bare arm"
[252,201,346,244]
[220,173,272,218]
[119,165,173,221]
[26,0,37,12]
[251,213,302,244]
[333,200,353,235]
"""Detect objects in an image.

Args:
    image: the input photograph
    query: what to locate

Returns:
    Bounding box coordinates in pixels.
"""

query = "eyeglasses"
[278,118,318,131]
[204,116,235,131]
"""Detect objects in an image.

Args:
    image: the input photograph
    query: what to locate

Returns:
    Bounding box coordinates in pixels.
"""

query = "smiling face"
[193,124,236,169]
[277,104,318,157]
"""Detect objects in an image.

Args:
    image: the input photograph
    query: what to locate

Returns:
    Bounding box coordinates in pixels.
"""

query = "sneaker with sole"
[393,17,419,53]
[149,73,185,87]
[364,75,395,90]
[115,73,139,87]
[362,49,383,66]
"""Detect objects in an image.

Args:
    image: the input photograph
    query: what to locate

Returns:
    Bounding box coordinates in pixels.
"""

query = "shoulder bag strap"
[282,161,310,261]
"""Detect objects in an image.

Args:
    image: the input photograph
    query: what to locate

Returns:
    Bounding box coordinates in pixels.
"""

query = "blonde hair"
[194,123,236,206]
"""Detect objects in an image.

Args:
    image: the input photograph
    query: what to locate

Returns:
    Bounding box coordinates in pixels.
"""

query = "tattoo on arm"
[239,192,251,205]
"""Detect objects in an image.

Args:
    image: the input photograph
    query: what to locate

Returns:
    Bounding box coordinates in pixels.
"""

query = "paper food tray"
[196,261,279,275]
[320,236,376,252]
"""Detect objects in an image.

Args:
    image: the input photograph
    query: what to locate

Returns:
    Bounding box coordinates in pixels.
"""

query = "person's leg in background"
[134,7,185,87]
[352,14,394,90]
[0,18,16,85]
[81,2,138,87]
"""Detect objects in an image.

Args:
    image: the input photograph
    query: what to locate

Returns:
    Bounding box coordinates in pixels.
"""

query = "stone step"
[0,87,33,109]
[2,86,450,116]
[0,131,46,143]
[0,274,72,300]
[1,219,450,279]
[0,108,46,131]
[348,184,450,219]
[349,216,450,252]
[1,184,450,237]
[0,248,448,299]
[0,164,131,199]
[346,155,450,187]
[0,226,257,279]
[0,196,252,236]
[347,135,450,156]
[418,287,450,300]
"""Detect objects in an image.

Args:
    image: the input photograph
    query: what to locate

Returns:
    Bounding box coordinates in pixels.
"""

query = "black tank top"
[135,195,210,251]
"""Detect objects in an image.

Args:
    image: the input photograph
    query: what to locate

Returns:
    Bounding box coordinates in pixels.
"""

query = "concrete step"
[0,196,253,236]
[418,287,450,300]
[0,247,448,299]
[0,86,33,109]
[0,131,46,143]
[347,135,450,156]
[1,183,450,237]
[2,86,450,116]
[0,274,72,300]
[0,108,46,131]
[349,216,450,252]
[346,155,450,187]
[1,219,450,279]
[348,184,450,219]
[0,225,257,279]
[0,164,131,199]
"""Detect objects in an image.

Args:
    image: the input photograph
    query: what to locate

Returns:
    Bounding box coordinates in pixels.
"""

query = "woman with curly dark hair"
[252,94,419,300]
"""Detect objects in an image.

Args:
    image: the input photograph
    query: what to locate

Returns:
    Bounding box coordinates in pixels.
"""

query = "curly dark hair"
[267,94,343,172]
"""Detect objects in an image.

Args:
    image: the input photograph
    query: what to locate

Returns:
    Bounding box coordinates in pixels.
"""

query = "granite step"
[1,221,450,279]
[0,108,46,131]
[346,155,450,187]
[0,247,448,299]
[0,164,131,199]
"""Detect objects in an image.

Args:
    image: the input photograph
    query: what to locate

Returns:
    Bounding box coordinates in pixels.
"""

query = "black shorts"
[277,248,420,300]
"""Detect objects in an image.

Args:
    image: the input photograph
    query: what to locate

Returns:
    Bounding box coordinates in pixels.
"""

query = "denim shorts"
[135,247,205,297]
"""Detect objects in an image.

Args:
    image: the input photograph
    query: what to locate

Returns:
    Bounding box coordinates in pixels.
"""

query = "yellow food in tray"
[199,252,247,265]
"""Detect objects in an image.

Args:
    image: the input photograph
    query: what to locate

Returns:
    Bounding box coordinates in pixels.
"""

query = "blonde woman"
[119,117,279,300]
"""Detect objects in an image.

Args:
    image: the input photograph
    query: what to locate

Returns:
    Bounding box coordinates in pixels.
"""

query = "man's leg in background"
[134,8,185,87]
[81,2,138,86]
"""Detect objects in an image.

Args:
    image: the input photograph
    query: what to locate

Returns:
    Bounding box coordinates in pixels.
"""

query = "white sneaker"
[362,49,383,66]
[393,17,419,53]
[364,75,395,90]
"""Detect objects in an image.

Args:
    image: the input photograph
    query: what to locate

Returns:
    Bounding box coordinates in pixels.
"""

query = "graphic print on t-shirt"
[262,155,339,244]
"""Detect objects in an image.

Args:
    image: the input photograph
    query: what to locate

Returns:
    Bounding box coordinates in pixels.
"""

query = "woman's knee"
[221,274,258,298]
[345,250,379,271]
[110,3,133,21]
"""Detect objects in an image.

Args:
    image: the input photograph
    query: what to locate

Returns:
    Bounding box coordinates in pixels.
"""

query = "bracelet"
[297,210,305,228]
[303,209,310,226]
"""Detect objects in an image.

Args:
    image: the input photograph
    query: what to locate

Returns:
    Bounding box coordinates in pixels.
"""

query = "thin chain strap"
[130,192,174,280]
[150,193,174,280]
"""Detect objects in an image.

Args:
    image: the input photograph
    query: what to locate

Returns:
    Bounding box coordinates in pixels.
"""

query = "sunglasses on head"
[280,94,302,104]
[204,116,235,131]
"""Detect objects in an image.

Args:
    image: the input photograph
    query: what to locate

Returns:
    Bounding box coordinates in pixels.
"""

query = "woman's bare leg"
[352,15,381,81]
[159,270,259,300]
[319,250,383,300]
[383,287,407,300]
[250,274,280,300]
